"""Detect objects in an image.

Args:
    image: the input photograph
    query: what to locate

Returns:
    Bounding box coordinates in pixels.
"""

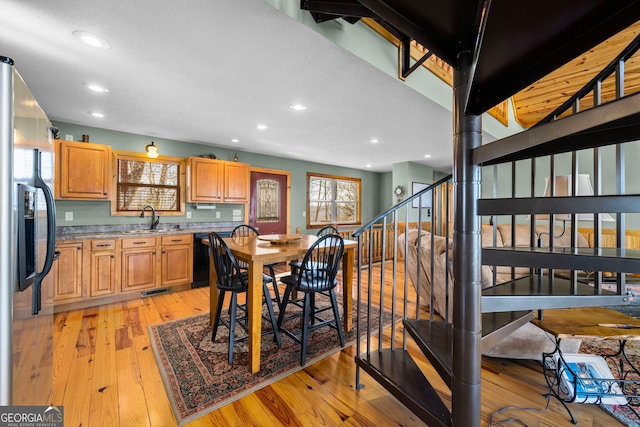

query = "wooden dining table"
[205,233,357,373]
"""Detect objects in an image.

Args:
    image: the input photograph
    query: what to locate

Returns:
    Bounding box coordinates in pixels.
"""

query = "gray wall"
[55,122,385,234]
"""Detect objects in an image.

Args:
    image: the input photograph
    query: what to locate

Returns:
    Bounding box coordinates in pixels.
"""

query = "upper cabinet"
[187,157,249,203]
[55,140,111,200]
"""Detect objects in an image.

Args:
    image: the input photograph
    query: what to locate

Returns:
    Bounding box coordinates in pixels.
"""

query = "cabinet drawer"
[161,234,193,246]
[91,239,116,251]
[121,236,157,249]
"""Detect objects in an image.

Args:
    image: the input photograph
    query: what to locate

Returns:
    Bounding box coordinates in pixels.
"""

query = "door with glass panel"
[249,170,288,234]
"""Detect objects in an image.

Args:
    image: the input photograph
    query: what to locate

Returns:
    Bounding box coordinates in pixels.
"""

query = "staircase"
[350,33,640,427]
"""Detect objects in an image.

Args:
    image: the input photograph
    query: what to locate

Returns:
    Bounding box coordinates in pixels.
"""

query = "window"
[112,152,185,215]
[307,173,360,227]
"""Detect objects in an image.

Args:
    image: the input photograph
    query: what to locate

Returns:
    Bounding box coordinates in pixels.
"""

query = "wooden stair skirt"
[355,311,533,426]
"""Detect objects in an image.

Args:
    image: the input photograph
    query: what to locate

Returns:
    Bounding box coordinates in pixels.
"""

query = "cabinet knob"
[110,255,115,259]
[77,247,81,250]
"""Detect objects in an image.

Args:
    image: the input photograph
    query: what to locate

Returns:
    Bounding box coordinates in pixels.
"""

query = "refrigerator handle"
[32,149,56,315]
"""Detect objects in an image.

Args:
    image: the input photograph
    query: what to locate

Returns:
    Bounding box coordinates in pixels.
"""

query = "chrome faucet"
[140,205,160,229]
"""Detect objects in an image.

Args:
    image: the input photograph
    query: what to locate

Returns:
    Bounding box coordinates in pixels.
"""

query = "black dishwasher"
[192,231,231,288]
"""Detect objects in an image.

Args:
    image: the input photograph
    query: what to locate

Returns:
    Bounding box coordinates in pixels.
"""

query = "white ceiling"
[1,0,458,173]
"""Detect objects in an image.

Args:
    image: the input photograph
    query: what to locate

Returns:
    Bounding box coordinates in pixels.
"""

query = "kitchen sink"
[121,229,170,234]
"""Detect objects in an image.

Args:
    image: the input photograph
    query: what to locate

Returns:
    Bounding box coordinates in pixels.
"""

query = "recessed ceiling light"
[73,30,111,49]
[370,139,379,143]
[289,104,307,111]
[424,154,432,158]
[88,111,106,118]
[231,138,239,143]
[256,124,267,130]
[366,164,372,168]
[83,82,109,93]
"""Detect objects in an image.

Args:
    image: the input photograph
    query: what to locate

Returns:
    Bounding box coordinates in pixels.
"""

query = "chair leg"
[228,293,238,365]
[301,293,311,366]
[277,285,294,328]
[329,289,345,347]
[212,290,226,341]
[263,282,282,347]
[267,264,281,310]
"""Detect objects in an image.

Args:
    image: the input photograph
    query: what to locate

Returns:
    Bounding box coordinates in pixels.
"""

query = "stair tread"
[355,348,451,426]
[482,275,621,297]
[481,275,630,313]
[483,246,640,273]
[473,91,640,166]
[403,312,534,384]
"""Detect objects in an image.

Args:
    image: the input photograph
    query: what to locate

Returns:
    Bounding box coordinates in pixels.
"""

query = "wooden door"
[161,244,193,285]
[90,251,117,297]
[56,140,111,200]
[250,171,288,235]
[53,242,83,301]
[188,157,223,202]
[121,249,156,291]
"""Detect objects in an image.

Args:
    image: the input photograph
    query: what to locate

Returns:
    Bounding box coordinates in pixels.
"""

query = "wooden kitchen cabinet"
[160,234,193,286]
[55,139,111,200]
[89,239,117,297]
[188,156,223,202]
[223,161,250,203]
[187,157,249,203]
[52,241,83,301]
[120,236,157,292]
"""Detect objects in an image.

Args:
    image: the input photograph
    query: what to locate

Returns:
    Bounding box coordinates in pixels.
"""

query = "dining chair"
[289,225,339,274]
[277,234,345,366]
[231,224,281,310]
[208,231,281,365]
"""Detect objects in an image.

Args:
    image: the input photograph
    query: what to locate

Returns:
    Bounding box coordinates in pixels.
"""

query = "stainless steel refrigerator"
[0,56,56,406]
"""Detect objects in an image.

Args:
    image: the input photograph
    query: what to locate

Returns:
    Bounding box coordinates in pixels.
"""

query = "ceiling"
[0,0,460,173]
[4,1,640,175]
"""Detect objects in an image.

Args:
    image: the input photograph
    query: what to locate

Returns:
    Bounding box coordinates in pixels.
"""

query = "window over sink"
[112,152,185,216]
[307,172,360,228]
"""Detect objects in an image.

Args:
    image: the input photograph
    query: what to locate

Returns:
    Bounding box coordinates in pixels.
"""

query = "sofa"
[398,224,588,359]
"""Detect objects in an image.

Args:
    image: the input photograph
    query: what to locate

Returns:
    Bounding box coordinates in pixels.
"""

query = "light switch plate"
[186,212,192,219]
[216,212,221,219]
[65,212,73,221]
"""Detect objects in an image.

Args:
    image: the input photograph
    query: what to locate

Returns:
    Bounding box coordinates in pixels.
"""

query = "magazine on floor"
[555,353,627,405]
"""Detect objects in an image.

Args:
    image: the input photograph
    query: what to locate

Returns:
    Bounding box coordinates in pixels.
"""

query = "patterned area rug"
[149,296,393,425]
[579,339,640,426]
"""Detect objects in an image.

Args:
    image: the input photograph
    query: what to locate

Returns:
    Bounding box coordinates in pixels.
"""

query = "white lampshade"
[540,174,614,221]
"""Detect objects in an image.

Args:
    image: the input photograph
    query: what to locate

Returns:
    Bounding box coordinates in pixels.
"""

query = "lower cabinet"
[89,239,117,297]
[52,233,194,309]
[52,241,83,302]
[121,236,157,292]
[161,234,193,286]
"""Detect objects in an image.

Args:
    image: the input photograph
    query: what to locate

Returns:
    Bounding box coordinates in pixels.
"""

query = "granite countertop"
[56,222,239,241]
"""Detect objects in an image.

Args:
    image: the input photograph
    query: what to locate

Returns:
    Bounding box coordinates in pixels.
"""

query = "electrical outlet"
[65,134,73,141]
[186,211,192,219]
[302,211,306,218]
[216,212,221,219]
[65,212,73,221]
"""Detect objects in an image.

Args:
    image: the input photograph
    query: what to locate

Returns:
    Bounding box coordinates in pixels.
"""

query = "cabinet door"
[223,162,250,202]
[90,251,117,297]
[121,249,156,292]
[161,244,193,286]
[56,140,111,200]
[188,157,222,202]
[53,242,83,301]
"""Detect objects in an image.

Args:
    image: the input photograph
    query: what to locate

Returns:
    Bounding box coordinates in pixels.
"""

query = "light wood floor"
[52,262,624,426]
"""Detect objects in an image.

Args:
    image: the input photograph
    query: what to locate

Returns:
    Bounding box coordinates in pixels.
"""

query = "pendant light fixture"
[145,141,159,158]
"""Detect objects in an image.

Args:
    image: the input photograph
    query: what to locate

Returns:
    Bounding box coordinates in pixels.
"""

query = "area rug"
[579,339,640,426]
[149,296,394,425]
